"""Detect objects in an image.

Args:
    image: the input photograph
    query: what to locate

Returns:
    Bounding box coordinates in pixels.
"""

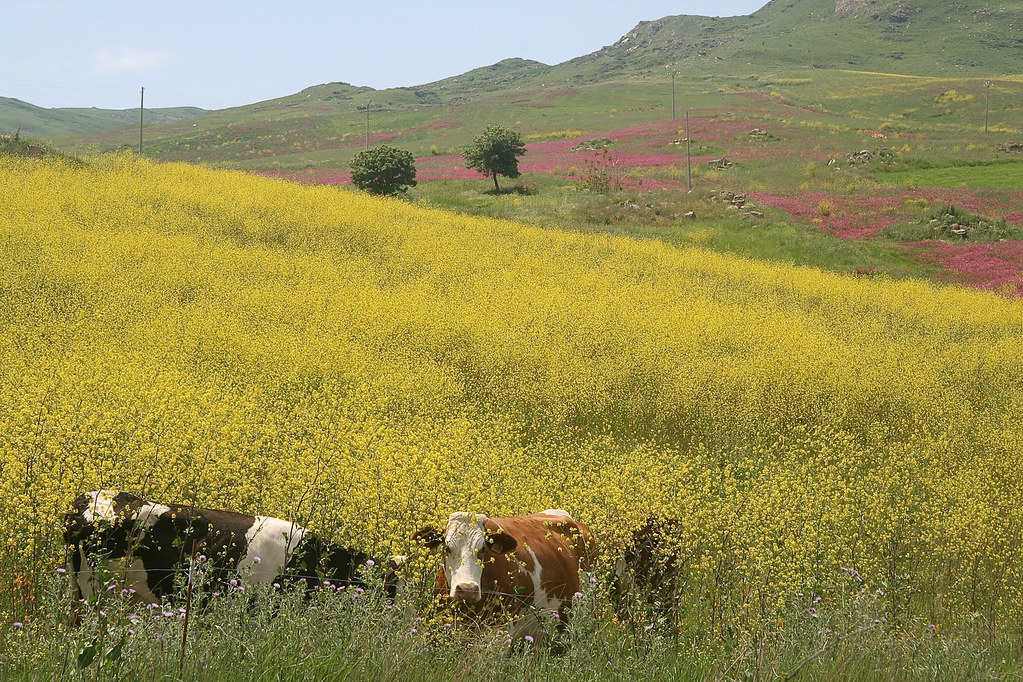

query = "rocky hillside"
[539,0,1022,85]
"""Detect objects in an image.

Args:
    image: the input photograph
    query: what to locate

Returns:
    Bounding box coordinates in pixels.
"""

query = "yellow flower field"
[2,153,1023,631]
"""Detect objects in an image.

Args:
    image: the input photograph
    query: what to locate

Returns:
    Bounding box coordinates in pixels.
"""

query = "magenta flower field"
[906,241,1023,296]
[752,189,1023,239]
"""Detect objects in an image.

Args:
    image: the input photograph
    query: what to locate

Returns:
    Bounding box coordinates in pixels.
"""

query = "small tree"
[461,124,526,192]
[349,145,417,196]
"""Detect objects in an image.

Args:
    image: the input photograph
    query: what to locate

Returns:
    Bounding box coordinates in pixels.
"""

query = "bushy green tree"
[461,124,526,192]
[349,145,417,196]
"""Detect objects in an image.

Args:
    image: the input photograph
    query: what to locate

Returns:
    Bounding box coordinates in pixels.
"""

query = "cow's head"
[413,512,516,602]
[65,490,180,558]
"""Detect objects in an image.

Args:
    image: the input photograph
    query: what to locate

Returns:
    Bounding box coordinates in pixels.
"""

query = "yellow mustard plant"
[2,153,1023,630]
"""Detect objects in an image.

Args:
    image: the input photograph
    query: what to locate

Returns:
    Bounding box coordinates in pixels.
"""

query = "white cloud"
[92,46,173,74]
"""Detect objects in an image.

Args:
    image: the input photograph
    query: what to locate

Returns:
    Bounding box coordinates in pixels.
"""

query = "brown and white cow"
[413,509,596,642]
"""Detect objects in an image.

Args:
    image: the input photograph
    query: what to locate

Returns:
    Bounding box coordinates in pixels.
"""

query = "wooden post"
[138,87,144,155]
[179,539,198,674]
[984,80,992,134]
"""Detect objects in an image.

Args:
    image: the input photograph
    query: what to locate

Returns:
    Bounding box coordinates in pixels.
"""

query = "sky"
[2,0,767,111]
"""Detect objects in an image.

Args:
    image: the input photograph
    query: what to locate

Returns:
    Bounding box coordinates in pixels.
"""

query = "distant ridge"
[537,0,1023,86]
[0,96,205,138]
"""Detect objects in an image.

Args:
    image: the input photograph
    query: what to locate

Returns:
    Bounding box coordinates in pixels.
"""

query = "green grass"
[879,202,1023,242]
[3,568,1021,681]
[879,159,1023,190]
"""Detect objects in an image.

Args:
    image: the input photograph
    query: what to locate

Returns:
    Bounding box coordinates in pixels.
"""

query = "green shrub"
[349,144,417,196]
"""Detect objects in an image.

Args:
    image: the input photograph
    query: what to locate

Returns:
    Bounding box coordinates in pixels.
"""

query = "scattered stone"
[889,6,913,23]
[745,128,780,141]
[848,149,874,164]
[571,137,615,152]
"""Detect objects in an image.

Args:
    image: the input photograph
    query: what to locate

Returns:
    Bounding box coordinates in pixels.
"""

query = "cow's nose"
[452,582,481,601]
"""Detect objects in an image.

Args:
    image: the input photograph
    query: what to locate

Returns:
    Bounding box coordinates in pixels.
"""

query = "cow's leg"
[507,609,544,654]
[67,546,84,627]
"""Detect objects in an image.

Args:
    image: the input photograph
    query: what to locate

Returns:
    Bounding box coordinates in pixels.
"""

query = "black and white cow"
[65,490,381,608]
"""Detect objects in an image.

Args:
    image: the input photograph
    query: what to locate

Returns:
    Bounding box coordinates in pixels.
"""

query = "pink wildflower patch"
[414,154,482,181]
[750,191,905,239]
[752,188,1023,240]
[904,241,1023,297]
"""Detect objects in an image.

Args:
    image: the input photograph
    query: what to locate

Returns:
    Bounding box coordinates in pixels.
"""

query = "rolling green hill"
[551,0,1022,84]
[0,96,205,137]
[426,0,1022,94]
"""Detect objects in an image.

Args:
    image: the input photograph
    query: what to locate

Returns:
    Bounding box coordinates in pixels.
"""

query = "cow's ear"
[412,527,444,550]
[486,531,517,555]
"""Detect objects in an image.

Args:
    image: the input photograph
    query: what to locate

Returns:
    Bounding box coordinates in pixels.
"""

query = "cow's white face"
[80,490,170,528]
[80,490,119,524]
[442,513,489,601]
[438,512,518,602]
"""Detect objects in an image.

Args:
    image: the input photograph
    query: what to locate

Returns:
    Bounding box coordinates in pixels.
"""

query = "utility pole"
[672,72,677,120]
[984,80,992,133]
[365,100,371,149]
[668,69,678,120]
[138,86,144,154]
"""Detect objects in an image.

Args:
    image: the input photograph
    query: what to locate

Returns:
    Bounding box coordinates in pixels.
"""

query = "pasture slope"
[2,153,1023,678]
